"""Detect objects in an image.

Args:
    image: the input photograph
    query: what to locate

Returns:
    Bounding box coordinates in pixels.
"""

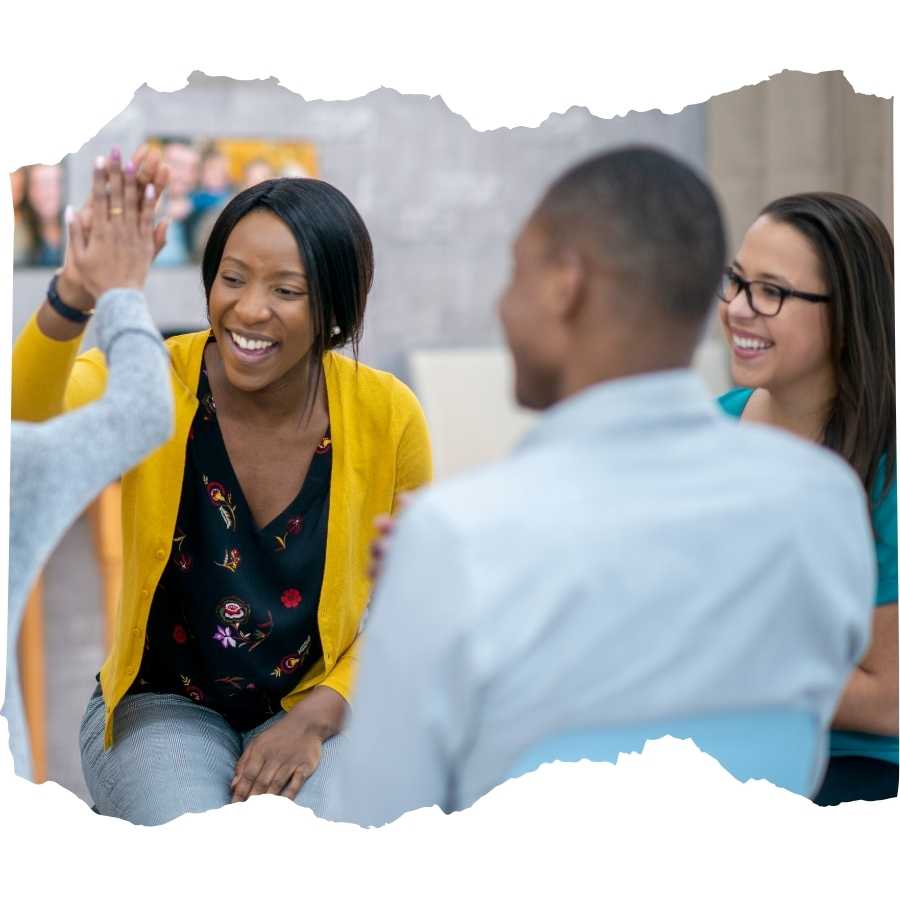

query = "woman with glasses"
[717,192,897,804]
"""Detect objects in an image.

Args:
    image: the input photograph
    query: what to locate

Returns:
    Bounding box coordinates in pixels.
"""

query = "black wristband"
[46,273,93,324]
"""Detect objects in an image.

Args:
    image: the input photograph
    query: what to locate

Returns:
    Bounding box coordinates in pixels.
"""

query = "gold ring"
[110,207,123,216]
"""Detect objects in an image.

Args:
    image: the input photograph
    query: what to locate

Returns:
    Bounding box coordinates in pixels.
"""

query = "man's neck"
[556,345,695,405]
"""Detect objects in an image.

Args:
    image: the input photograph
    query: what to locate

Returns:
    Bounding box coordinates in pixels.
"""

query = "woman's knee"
[82,692,240,825]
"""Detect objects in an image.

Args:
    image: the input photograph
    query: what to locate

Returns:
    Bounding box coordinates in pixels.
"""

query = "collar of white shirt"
[517,367,719,452]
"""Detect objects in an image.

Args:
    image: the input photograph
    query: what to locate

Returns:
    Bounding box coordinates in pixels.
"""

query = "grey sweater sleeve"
[4,289,173,777]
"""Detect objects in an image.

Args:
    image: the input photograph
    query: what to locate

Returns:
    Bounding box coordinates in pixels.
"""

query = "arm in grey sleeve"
[329,497,480,827]
[5,289,173,777]
[9,288,173,601]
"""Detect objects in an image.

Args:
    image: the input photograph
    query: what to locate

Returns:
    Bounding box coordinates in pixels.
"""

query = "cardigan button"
[140,589,149,600]
[155,547,167,560]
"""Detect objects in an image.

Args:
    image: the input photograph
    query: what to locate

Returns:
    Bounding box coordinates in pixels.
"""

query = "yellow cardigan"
[12,315,433,748]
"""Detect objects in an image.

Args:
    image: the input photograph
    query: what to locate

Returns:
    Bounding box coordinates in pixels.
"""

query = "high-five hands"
[67,149,164,298]
[57,146,170,310]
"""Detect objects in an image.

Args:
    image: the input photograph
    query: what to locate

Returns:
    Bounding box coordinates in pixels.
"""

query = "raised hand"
[67,152,159,298]
[57,146,170,309]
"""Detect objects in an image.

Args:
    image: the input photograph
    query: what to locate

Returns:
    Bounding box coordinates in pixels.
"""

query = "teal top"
[719,388,898,765]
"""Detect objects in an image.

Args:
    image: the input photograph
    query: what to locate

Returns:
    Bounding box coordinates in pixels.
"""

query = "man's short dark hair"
[535,145,726,324]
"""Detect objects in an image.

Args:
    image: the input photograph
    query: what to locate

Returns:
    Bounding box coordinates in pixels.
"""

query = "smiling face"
[719,214,834,394]
[207,209,317,394]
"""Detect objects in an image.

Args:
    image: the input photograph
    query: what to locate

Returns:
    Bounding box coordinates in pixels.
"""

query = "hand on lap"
[231,686,348,803]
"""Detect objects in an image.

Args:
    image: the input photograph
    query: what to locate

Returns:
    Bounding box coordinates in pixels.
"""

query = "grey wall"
[12,72,706,377]
[9,79,706,802]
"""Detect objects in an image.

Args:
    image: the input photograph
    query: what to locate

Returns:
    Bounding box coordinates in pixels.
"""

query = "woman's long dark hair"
[761,192,895,502]
[14,168,40,262]
[201,177,374,412]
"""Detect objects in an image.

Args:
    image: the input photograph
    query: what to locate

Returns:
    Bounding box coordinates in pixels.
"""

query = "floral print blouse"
[129,360,331,731]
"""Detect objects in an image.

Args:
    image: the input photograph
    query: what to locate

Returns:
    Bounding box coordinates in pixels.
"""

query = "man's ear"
[546,247,587,321]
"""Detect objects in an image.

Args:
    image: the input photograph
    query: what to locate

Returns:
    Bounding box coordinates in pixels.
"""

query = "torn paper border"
[0,2,896,896]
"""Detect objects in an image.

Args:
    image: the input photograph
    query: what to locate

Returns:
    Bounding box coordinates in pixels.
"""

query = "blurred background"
[7,70,893,804]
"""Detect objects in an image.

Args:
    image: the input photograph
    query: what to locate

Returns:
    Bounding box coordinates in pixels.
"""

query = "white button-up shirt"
[331,368,875,826]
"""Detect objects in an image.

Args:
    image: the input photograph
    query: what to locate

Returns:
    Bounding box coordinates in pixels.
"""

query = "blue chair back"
[507,708,825,797]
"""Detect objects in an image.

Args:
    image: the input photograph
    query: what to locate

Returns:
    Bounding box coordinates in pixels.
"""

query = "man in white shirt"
[331,146,875,826]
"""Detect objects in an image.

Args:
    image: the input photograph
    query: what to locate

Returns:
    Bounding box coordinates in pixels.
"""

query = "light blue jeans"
[80,686,345,826]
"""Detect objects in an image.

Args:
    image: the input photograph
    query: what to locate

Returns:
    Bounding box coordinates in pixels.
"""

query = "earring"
[331,325,341,336]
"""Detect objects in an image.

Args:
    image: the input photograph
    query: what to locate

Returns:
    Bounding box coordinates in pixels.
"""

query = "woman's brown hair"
[761,192,895,503]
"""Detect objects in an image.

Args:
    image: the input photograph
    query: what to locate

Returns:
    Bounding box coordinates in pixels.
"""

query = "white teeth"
[734,335,772,351]
[231,331,274,352]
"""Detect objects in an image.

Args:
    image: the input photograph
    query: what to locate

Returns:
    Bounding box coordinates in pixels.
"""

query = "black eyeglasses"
[717,268,831,317]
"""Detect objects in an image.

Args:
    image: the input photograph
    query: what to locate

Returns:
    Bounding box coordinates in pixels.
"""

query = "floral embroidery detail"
[172,529,193,572]
[204,476,237,531]
[271,635,312,678]
[216,597,251,628]
[235,610,273,653]
[137,360,333,725]
[213,625,237,648]
[274,516,304,552]
[215,547,241,573]
[180,675,205,703]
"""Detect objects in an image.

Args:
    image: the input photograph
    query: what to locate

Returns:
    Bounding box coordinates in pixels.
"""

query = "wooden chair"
[86,481,123,653]
[17,481,122,783]
[18,576,47,784]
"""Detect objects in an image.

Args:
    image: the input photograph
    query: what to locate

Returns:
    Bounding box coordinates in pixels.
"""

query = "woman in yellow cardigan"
[12,168,432,825]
